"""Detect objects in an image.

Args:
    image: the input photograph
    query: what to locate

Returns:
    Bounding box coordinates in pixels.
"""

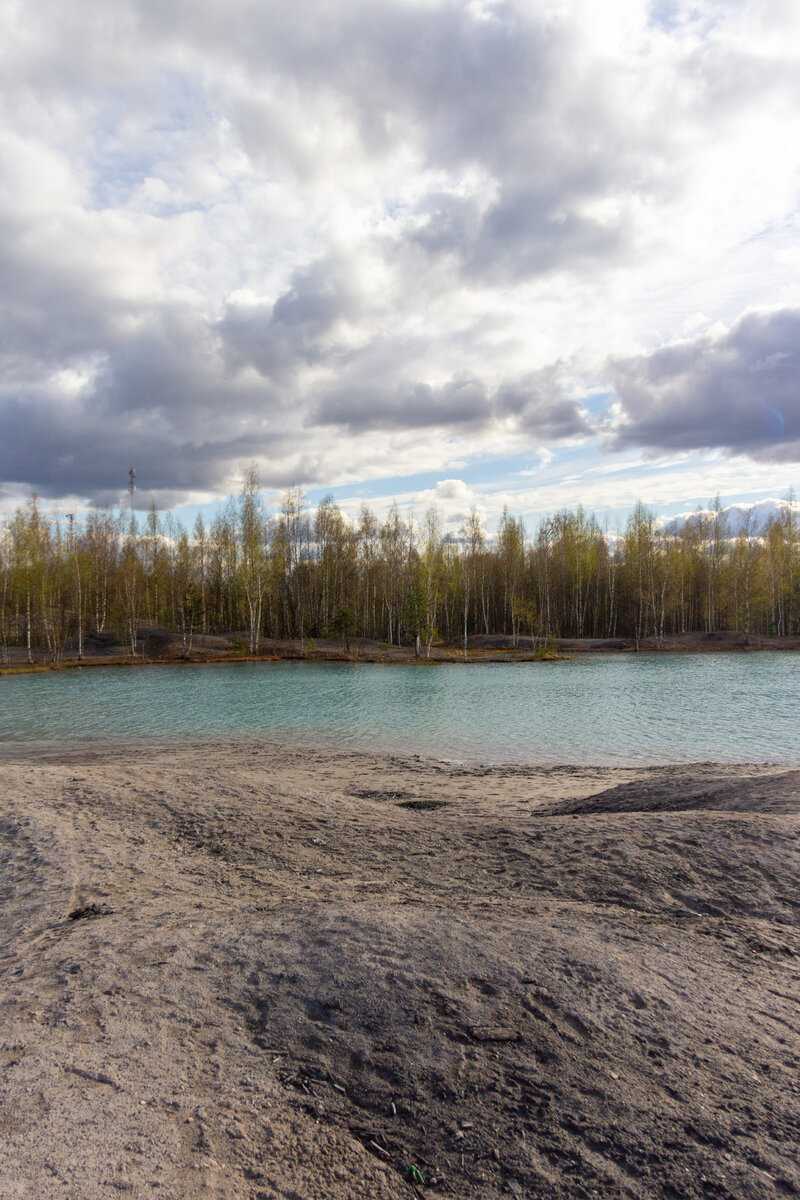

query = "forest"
[1,468,798,664]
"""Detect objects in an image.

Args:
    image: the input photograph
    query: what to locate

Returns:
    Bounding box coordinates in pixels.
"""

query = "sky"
[1,0,799,534]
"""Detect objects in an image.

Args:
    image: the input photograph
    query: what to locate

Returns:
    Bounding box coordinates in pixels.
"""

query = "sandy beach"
[1,742,799,1199]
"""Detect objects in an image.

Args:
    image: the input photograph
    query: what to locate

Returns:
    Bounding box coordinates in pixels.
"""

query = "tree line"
[1,470,798,664]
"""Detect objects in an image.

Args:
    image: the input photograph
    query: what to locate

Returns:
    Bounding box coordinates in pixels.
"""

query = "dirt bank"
[1,744,799,1198]
[3,628,800,674]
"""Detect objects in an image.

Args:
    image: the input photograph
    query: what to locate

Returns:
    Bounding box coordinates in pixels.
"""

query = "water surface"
[1,654,797,765]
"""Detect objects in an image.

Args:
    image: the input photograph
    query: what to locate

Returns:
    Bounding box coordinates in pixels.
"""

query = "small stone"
[468,1024,519,1043]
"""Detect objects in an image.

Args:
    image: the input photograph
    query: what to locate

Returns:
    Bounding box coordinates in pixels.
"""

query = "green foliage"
[331,607,356,635]
[402,585,425,635]
[534,634,560,660]
[331,606,356,650]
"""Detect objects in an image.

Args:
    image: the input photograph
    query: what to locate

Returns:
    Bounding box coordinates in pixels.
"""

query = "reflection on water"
[1,654,798,766]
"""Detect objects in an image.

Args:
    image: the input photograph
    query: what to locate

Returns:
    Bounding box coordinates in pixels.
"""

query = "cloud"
[411,478,488,531]
[219,256,367,378]
[664,497,800,535]
[606,309,800,461]
[408,184,630,285]
[315,376,490,433]
[314,366,591,439]
[1,0,800,511]
[0,305,290,506]
[495,371,593,440]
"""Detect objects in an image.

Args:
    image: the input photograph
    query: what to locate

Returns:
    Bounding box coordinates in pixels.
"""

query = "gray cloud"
[495,372,593,440]
[466,187,626,282]
[315,376,491,433]
[0,305,292,505]
[408,186,627,284]
[0,382,284,508]
[315,368,591,439]
[607,309,800,460]
[0,215,127,374]
[219,257,364,378]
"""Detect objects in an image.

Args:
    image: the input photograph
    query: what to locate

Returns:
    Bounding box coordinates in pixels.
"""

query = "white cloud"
[664,498,800,535]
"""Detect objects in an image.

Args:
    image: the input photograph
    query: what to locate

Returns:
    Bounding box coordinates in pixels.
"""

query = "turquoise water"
[0,655,798,765]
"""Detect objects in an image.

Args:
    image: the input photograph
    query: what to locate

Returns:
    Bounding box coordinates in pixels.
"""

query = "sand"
[1,741,799,1199]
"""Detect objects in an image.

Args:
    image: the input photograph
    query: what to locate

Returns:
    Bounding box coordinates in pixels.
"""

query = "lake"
[1,654,798,765]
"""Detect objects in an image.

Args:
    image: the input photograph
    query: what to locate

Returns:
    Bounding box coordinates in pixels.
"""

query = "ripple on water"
[0,654,798,766]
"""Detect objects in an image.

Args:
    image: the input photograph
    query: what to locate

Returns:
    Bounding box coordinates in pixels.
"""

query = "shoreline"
[0,731,795,772]
[2,627,800,675]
